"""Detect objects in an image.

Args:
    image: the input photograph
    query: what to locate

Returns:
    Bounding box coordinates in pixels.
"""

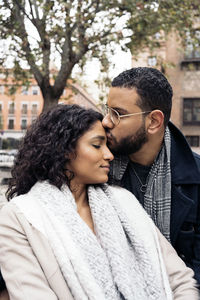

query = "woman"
[0,104,198,300]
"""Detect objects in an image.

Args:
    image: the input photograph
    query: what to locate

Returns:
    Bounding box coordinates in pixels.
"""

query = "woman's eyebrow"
[90,135,105,141]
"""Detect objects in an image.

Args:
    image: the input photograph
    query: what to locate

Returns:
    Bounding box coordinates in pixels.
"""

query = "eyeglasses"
[103,104,151,126]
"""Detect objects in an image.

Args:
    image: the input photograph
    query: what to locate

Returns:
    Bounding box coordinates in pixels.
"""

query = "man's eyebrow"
[111,106,129,114]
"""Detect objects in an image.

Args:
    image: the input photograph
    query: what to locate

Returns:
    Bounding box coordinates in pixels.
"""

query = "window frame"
[32,85,39,95]
[31,102,39,115]
[21,102,28,115]
[8,118,15,130]
[185,135,200,147]
[183,98,200,125]
[21,118,28,130]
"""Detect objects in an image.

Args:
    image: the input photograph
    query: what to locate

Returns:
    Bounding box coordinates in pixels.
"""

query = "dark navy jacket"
[0,272,5,291]
[109,122,200,283]
[169,122,200,283]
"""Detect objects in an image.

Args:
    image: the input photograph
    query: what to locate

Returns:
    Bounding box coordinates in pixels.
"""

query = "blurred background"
[0,1,200,200]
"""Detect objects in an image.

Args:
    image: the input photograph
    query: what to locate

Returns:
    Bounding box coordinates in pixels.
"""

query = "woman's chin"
[92,176,109,185]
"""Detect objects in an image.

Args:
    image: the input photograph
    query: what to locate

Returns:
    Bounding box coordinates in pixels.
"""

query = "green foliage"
[126,0,200,54]
[0,0,199,109]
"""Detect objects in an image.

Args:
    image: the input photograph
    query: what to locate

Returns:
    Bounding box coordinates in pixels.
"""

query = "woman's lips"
[100,165,110,172]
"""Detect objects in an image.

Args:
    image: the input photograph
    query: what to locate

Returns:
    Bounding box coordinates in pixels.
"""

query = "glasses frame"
[104,104,151,126]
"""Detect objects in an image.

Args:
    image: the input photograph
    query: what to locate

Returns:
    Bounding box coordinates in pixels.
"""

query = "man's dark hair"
[7,104,103,200]
[112,67,173,126]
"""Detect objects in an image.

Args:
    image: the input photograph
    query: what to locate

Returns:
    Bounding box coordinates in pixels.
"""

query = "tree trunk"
[42,95,59,112]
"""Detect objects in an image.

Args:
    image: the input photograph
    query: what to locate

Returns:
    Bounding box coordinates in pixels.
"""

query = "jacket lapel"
[169,122,200,244]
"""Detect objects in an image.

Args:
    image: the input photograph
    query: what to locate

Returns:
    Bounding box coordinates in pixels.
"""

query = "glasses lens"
[109,107,119,125]
[103,105,119,125]
[102,104,108,116]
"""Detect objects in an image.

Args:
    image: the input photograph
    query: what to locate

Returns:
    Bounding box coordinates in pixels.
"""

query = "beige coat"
[0,189,199,300]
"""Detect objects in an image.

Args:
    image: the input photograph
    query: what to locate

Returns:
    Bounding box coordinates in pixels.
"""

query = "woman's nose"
[103,146,114,161]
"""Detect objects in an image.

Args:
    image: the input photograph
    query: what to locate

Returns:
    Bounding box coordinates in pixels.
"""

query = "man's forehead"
[107,87,140,107]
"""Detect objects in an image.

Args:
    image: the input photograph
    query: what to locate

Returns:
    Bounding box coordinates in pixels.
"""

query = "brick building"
[0,75,100,145]
[132,26,200,153]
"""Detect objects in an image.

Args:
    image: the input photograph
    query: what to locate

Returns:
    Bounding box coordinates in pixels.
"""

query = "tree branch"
[12,2,43,85]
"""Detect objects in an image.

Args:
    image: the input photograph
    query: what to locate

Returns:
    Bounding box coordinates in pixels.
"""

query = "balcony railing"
[21,109,28,115]
[31,109,38,115]
[181,49,200,70]
[8,108,15,115]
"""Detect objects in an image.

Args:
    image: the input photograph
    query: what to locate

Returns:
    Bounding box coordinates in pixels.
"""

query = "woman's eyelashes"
[92,144,101,149]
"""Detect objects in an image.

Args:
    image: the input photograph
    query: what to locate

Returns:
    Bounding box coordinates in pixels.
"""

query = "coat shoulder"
[193,151,200,170]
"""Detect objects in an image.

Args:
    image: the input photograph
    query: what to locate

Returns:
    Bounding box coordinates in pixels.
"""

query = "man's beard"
[107,123,148,155]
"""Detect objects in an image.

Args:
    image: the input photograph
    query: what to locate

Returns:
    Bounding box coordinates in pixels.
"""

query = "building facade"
[132,25,200,153]
[0,76,99,145]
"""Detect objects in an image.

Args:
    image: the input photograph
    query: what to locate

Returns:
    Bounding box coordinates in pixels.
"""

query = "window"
[21,103,28,115]
[147,56,157,67]
[21,119,27,130]
[8,119,14,130]
[0,86,4,94]
[31,103,38,115]
[22,86,29,95]
[32,86,39,95]
[183,98,200,125]
[185,30,200,59]
[8,102,15,114]
[185,136,200,147]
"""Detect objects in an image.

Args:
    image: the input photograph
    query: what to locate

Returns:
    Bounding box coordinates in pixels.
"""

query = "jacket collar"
[169,122,200,184]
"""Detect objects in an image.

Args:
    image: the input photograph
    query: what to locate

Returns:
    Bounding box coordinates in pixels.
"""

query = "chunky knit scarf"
[13,181,172,300]
[144,126,171,242]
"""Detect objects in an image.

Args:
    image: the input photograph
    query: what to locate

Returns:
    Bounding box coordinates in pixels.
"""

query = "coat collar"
[169,122,200,184]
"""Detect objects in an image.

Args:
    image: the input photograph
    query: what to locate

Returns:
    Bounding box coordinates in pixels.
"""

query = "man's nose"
[102,114,114,129]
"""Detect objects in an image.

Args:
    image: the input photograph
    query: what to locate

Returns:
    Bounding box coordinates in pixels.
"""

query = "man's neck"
[129,132,164,166]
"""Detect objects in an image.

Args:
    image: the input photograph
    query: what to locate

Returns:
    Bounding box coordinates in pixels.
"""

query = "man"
[102,67,200,283]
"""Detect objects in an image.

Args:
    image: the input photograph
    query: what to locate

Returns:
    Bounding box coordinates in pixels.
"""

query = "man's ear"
[146,110,164,134]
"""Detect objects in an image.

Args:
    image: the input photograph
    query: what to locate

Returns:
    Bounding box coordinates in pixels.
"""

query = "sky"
[72,47,132,102]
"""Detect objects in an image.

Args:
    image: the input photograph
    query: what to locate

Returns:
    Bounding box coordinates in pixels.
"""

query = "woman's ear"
[146,110,164,134]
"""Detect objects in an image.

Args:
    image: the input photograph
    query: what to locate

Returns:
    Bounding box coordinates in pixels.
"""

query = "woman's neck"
[70,180,95,234]
[70,181,88,208]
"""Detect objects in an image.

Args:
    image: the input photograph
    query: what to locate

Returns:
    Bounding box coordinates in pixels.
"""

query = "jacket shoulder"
[0,199,31,238]
[0,201,19,221]
[193,151,200,169]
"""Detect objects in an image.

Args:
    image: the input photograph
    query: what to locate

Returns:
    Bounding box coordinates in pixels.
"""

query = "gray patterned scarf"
[144,126,171,241]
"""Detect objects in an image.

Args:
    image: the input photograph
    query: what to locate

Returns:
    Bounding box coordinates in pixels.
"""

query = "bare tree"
[0,0,199,111]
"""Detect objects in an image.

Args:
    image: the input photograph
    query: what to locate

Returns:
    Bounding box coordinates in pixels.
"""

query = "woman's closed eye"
[92,144,101,149]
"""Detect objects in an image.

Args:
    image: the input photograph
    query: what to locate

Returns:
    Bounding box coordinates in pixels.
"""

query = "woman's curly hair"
[7,104,103,200]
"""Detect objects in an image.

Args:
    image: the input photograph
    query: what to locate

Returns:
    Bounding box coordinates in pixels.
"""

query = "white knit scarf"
[13,181,172,300]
